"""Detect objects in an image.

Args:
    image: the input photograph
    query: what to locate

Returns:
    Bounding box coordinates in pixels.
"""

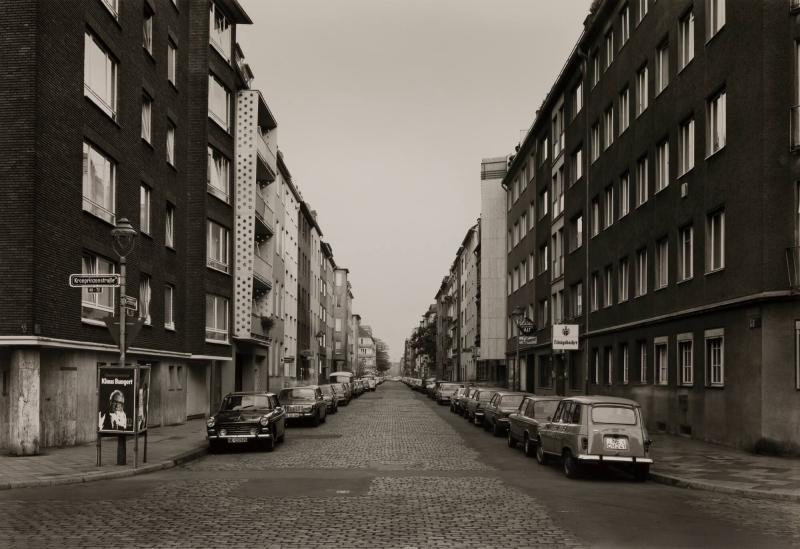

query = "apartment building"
[278,154,300,381]
[332,267,352,371]
[458,225,480,383]
[320,242,336,380]
[358,325,376,373]
[503,0,800,450]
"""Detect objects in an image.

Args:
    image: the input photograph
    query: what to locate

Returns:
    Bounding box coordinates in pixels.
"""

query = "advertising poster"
[137,367,150,433]
[98,367,135,434]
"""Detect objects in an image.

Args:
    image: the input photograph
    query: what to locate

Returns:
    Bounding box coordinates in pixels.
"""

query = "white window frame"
[618,257,629,302]
[678,333,693,385]
[594,349,601,384]
[622,344,629,384]
[81,252,116,324]
[100,0,119,19]
[678,118,695,176]
[636,65,648,117]
[166,204,175,249]
[82,141,116,225]
[706,210,725,272]
[604,266,613,308]
[705,0,726,41]
[571,147,583,184]
[591,272,599,312]
[604,186,614,229]
[143,12,154,55]
[678,225,693,281]
[207,146,231,203]
[620,173,630,218]
[205,294,229,344]
[591,122,600,162]
[620,4,630,46]
[636,248,648,297]
[84,31,118,119]
[208,74,231,131]
[636,156,648,206]
[140,184,151,235]
[707,90,727,156]
[166,121,176,166]
[655,140,669,193]
[167,40,177,86]
[655,238,668,289]
[140,274,152,325]
[655,42,669,95]
[619,87,630,134]
[704,329,724,387]
[655,338,668,385]
[678,10,695,71]
[591,198,600,237]
[637,0,648,25]
[209,2,232,61]
[604,106,614,150]
[639,341,648,383]
[573,82,583,119]
[605,30,614,69]
[142,94,152,143]
[207,220,230,273]
[165,284,175,330]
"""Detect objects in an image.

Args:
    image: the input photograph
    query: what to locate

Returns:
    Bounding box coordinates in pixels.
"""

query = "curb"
[0,445,208,491]
[649,471,800,502]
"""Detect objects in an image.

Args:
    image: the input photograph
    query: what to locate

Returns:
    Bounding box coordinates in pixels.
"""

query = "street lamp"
[510,306,524,391]
[316,331,325,383]
[110,217,137,465]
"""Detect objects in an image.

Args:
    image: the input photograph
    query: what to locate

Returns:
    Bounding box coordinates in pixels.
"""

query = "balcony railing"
[253,253,272,290]
[792,106,800,150]
[256,130,277,182]
[787,246,800,292]
[254,193,275,237]
[250,314,272,343]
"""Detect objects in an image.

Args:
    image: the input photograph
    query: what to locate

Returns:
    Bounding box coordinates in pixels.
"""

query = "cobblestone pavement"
[1,382,799,548]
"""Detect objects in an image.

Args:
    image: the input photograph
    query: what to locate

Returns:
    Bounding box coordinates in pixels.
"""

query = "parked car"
[278,386,327,426]
[434,383,463,405]
[332,382,351,405]
[453,387,478,415]
[507,396,561,457]
[450,387,468,413]
[366,378,377,391]
[536,396,654,481]
[464,388,500,425]
[206,392,286,452]
[318,384,339,414]
[424,378,437,396]
[482,391,530,436]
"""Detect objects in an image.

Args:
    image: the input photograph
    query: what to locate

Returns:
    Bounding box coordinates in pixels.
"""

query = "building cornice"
[0,336,232,361]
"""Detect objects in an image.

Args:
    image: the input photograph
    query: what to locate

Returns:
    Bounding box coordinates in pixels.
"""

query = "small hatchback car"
[536,396,653,481]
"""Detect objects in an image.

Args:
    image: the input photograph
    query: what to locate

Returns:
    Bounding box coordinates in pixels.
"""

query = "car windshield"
[591,405,637,425]
[500,395,524,408]
[479,392,496,401]
[279,388,316,401]
[220,394,271,411]
[533,400,559,419]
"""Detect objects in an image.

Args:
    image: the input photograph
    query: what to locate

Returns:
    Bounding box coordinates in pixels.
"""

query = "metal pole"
[515,338,520,391]
[133,366,138,469]
[117,256,127,466]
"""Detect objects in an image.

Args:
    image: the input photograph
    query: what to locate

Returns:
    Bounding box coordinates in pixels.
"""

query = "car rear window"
[591,405,637,425]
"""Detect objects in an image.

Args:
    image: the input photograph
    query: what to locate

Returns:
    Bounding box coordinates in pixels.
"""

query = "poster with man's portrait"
[98,367,135,434]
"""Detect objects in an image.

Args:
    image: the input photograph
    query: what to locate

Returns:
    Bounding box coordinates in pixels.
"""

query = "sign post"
[552,325,579,397]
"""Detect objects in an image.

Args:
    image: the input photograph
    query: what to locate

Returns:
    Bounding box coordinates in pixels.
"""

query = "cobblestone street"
[1,382,799,548]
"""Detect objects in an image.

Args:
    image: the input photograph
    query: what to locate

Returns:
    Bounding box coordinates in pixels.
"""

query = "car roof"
[279,385,319,390]
[225,391,278,398]
[495,391,530,397]
[563,395,642,406]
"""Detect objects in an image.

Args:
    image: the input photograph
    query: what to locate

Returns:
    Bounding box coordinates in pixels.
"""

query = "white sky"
[238,0,593,361]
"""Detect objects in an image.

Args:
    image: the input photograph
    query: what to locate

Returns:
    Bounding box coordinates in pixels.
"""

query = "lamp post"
[510,306,524,391]
[316,331,325,383]
[110,217,137,465]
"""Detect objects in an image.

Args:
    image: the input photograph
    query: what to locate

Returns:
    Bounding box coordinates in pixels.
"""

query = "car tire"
[562,450,581,479]
[633,464,650,482]
[492,422,502,437]
[277,429,285,443]
[507,429,517,449]
[312,413,320,427]
[535,440,548,464]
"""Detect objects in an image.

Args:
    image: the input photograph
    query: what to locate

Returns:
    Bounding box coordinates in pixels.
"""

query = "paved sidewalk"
[650,433,800,501]
[0,419,207,490]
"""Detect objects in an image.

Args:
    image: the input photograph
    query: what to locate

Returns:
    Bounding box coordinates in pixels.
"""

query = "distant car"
[278,386,327,426]
[206,392,286,452]
[366,378,377,391]
[450,387,469,413]
[332,382,351,405]
[318,384,339,414]
[482,391,530,436]
[452,387,477,415]
[507,396,561,457]
[536,396,654,481]
[424,379,437,396]
[464,388,500,425]
[434,383,463,405]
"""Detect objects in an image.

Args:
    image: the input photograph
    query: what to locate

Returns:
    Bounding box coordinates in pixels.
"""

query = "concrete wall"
[186,362,209,418]
[480,158,508,361]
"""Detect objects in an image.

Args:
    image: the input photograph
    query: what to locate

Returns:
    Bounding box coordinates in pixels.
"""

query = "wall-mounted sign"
[552,324,580,350]
[70,274,120,287]
[518,335,538,346]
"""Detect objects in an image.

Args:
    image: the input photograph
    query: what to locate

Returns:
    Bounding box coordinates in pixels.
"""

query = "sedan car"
[278,386,327,426]
[206,392,286,452]
[332,382,351,405]
[318,384,339,414]
[464,388,500,425]
[434,382,463,405]
[507,396,561,457]
[536,396,654,481]
[452,387,478,415]
[482,391,530,436]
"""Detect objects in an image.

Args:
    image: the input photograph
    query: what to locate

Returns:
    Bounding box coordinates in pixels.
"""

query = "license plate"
[287,413,300,418]
[227,436,248,444]
[605,437,628,450]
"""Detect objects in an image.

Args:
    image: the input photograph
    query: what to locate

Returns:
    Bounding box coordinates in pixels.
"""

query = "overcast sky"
[238,0,593,362]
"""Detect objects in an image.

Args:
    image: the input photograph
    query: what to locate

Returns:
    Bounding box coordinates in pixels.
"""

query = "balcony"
[250,313,272,344]
[254,192,275,238]
[253,253,272,294]
[792,106,800,150]
[256,130,277,183]
[787,246,800,292]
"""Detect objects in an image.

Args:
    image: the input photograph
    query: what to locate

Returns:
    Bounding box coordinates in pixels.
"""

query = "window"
[678,225,693,281]
[552,168,565,218]
[209,2,232,61]
[553,291,564,324]
[570,147,583,184]
[639,340,648,383]
[591,197,600,237]
[636,156,648,206]
[707,90,727,155]
[165,285,175,330]
[520,212,528,236]
[207,146,230,202]
[143,11,154,54]
[208,74,230,130]
[570,214,583,251]
[141,95,153,143]
[636,65,648,116]
[335,318,342,332]
[553,106,565,158]
[678,118,695,175]
[140,274,152,325]
[81,252,115,322]
[205,294,229,343]
[571,282,583,318]
[655,238,668,289]
[619,87,630,134]
[140,185,151,235]
[513,266,519,292]
[655,340,668,385]
[539,189,549,219]
[82,141,116,224]
[553,229,564,278]
[166,121,176,166]
[655,140,669,192]
[591,51,600,87]
[636,248,648,296]
[591,272,599,312]
[540,137,549,165]
[167,40,177,85]
[207,220,230,273]
[604,106,614,150]
[591,122,600,162]
[606,348,614,385]
[618,257,630,302]
[707,210,725,272]
[573,82,583,120]
[593,350,600,384]
[706,0,725,40]
[620,4,630,46]
[605,30,614,69]
[705,330,724,386]
[538,299,549,327]
[604,186,614,229]
[637,0,648,24]
[655,42,669,95]
[538,243,549,274]
[620,173,630,217]
[166,204,175,248]
[604,266,613,308]
[678,335,693,385]
[101,0,119,18]
[84,31,118,119]
[621,344,629,384]
[678,10,695,70]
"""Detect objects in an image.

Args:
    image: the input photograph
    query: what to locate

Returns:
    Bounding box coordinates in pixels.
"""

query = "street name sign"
[552,324,580,350]
[518,335,538,346]
[121,296,138,311]
[69,274,120,287]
